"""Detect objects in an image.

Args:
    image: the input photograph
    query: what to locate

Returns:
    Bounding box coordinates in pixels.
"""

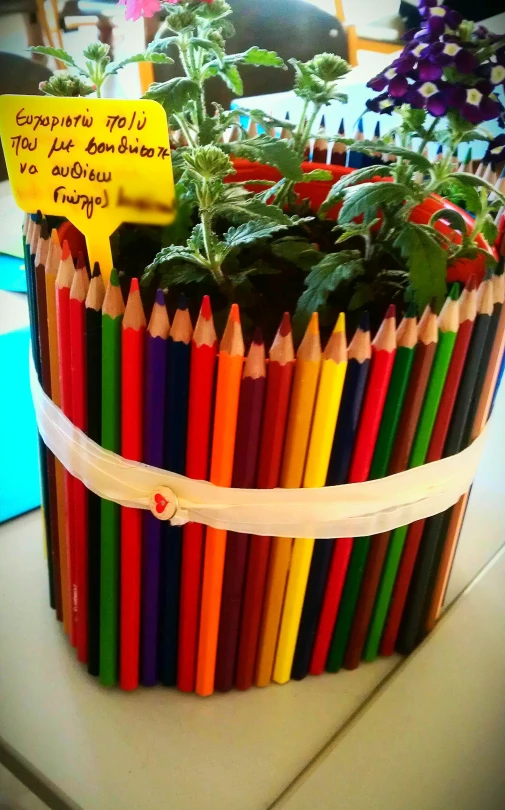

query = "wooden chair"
[334,0,405,67]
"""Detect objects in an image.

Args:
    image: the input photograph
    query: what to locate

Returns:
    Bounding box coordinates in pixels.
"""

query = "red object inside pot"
[231,159,496,284]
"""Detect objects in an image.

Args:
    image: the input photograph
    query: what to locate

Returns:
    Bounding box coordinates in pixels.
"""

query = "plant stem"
[200,206,226,287]
[174,114,195,147]
[417,119,437,157]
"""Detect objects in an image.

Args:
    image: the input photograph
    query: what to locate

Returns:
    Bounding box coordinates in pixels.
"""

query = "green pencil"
[100,269,124,686]
[364,290,459,660]
[326,303,418,672]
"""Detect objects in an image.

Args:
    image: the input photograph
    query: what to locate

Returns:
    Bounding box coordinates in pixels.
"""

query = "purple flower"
[460,87,500,124]
[389,75,409,98]
[484,134,505,168]
[367,72,388,92]
[392,53,416,74]
[365,93,396,114]
[418,59,442,81]
[455,49,478,74]
[490,63,505,88]
[423,4,462,29]
[407,80,448,116]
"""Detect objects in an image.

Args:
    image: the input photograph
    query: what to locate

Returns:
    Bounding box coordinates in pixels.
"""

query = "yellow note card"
[0,95,176,280]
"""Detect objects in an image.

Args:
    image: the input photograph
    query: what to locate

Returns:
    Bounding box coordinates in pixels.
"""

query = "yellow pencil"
[273,313,348,684]
[45,229,71,633]
[255,313,322,687]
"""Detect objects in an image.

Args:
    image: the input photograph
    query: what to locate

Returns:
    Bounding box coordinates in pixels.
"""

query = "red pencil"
[215,330,267,692]
[55,241,76,644]
[178,295,218,693]
[380,278,478,656]
[235,313,295,691]
[120,278,146,691]
[69,255,89,663]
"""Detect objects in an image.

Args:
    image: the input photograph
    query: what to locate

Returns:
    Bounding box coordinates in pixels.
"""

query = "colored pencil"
[330,119,347,166]
[380,279,476,654]
[196,304,245,697]
[363,304,439,661]
[55,241,77,644]
[347,118,364,169]
[35,219,61,618]
[396,279,494,654]
[120,278,146,691]
[140,290,170,686]
[235,313,295,691]
[309,312,372,676]
[337,304,418,670]
[45,230,70,631]
[284,313,348,681]
[69,256,90,663]
[178,296,218,693]
[255,313,321,687]
[425,273,505,631]
[85,263,105,676]
[322,306,398,673]
[312,116,329,164]
[377,286,461,657]
[215,330,267,692]
[99,269,124,686]
[159,295,193,687]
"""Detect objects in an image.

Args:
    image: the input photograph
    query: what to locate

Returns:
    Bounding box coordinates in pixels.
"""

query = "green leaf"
[481,216,498,246]
[145,244,207,273]
[442,178,482,214]
[320,164,391,214]
[143,77,200,114]
[451,172,505,204]
[190,37,225,62]
[161,264,209,286]
[213,197,293,225]
[300,169,333,182]
[217,64,243,95]
[225,47,285,68]
[349,283,375,310]
[294,251,365,329]
[105,52,174,75]
[223,217,290,248]
[394,222,447,311]
[272,237,323,269]
[339,182,410,225]
[351,141,432,170]
[29,46,80,69]
[229,134,303,182]
[147,36,179,53]
[235,107,295,132]
[429,208,468,235]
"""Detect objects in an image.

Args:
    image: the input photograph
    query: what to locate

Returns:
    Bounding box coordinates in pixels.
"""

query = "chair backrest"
[0,52,52,183]
[153,0,348,112]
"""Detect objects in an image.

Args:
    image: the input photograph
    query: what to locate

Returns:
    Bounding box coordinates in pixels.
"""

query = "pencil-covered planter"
[11,0,505,698]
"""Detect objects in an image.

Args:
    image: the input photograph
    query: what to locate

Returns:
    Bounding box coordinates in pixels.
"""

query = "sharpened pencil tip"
[320,114,326,130]
[39,218,49,240]
[358,310,370,331]
[92,261,101,278]
[76,251,86,270]
[307,311,319,334]
[465,274,477,291]
[374,120,380,138]
[51,228,60,247]
[285,110,290,121]
[357,118,364,133]
[449,282,460,300]
[110,268,120,287]
[406,300,417,318]
[252,326,264,345]
[61,240,71,260]
[279,311,291,337]
[200,294,212,320]
[385,303,396,318]
[177,291,188,311]
[229,303,240,324]
[34,210,42,223]
[334,312,345,333]
[130,277,139,293]
[155,288,165,306]
[338,118,345,135]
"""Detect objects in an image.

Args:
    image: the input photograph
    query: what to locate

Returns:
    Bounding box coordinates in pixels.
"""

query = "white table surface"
[1,379,505,810]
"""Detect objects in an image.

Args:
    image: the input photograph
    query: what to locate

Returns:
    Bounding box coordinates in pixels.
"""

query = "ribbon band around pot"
[30,353,487,539]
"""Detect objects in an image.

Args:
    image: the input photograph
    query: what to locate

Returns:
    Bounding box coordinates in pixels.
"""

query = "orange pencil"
[196,304,245,697]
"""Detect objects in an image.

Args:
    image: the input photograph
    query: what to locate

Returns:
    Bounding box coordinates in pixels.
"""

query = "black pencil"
[85,263,106,676]
[159,294,193,686]
[396,278,494,654]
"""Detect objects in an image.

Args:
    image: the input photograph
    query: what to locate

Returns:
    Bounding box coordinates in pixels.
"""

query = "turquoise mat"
[0,327,41,522]
[0,253,27,293]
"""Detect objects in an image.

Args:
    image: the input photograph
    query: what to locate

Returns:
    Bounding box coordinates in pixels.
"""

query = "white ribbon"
[30,354,487,539]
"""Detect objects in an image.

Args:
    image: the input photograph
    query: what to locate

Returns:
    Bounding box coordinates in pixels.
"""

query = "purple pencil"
[215,329,267,692]
[141,290,170,685]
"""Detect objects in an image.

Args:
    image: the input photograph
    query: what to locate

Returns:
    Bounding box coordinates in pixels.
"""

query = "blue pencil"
[141,290,170,686]
[158,294,193,686]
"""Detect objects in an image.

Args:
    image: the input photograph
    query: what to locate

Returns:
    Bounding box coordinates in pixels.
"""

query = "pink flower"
[118,0,161,21]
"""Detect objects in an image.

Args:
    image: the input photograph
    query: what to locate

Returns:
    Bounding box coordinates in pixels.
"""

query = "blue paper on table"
[0,253,27,293]
[0,327,41,522]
